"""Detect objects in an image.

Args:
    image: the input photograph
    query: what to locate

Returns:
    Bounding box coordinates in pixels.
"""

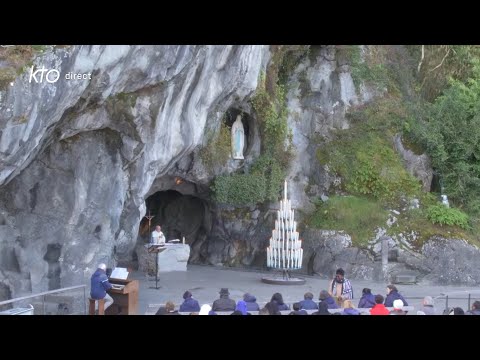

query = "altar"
[137,241,190,276]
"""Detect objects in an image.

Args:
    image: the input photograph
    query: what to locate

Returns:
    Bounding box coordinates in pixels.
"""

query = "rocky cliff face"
[0,45,268,297]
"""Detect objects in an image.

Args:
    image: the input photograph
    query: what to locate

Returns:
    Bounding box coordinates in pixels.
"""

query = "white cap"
[199,304,212,315]
[98,263,107,270]
[393,299,404,310]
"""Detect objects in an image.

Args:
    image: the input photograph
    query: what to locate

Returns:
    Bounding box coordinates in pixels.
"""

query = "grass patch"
[0,45,49,88]
[0,67,16,87]
[388,207,480,250]
[308,195,388,247]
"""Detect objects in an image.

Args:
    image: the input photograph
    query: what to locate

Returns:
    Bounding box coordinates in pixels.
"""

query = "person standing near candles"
[328,268,353,307]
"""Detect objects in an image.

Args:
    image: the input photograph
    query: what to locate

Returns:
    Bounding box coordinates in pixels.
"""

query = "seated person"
[342,299,360,315]
[319,290,338,309]
[260,301,281,315]
[370,294,390,315]
[179,291,200,312]
[358,288,376,308]
[235,300,250,315]
[155,301,179,315]
[90,263,114,312]
[466,301,480,315]
[421,296,437,315]
[289,302,308,315]
[299,292,318,310]
[243,293,260,311]
[312,301,331,315]
[199,304,212,315]
[270,292,290,311]
[389,299,407,315]
[384,285,408,307]
[212,288,236,312]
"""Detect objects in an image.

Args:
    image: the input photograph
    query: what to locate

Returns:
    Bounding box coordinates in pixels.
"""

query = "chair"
[89,298,105,315]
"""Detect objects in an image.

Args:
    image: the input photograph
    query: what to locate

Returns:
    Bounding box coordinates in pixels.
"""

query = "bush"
[212,155,286,206]
[212,173,267,206]
[426,205,470,229]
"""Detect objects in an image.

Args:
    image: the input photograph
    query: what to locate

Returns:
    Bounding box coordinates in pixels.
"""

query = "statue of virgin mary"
[231,115,245,159]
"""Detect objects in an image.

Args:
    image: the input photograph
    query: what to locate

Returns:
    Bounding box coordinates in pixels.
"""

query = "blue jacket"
[179,297,200,312]
[321,296,338,309]
[243,294,260,311]
[358,293,376,308]
[90,269,112,299]
[275,302,290,311]
[342,308,360,315]
[299,299,318,310]
[384,290,408,307]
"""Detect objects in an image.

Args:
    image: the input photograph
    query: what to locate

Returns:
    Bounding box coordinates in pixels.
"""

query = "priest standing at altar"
[151,225,165,245]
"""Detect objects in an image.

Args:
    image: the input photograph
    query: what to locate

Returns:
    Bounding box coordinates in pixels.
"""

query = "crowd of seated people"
[154,285,479,315]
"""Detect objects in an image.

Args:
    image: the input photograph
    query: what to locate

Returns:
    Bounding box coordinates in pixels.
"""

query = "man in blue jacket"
[90,263,113,311]
[179,291,200,312]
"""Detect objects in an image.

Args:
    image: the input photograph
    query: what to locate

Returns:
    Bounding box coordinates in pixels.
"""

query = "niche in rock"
[224,108,254,157]
[43,243,62,290]
[139,190,210,253]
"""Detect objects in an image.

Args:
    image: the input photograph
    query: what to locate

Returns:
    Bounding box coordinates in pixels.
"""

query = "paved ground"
[132,265,480,314]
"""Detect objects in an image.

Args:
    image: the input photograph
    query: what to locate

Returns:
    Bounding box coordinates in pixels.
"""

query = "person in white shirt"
[151,225,165,245]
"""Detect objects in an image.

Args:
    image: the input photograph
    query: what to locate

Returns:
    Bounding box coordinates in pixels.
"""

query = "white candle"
[284,180,287,201]
[182,236,185,244]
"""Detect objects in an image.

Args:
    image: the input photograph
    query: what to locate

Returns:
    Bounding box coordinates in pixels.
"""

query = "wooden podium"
[106,277,139,315]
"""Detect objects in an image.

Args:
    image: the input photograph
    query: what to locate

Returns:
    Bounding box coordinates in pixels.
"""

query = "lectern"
[147,244,166,289]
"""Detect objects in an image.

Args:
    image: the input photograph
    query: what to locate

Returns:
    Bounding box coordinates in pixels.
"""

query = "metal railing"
[0,285,87,315]
[399,292,480,314]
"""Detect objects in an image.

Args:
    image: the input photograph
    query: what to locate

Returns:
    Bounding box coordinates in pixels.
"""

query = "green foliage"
[31,45,47,52]
[251,155,285,202]
[212,154,286,206]
[387,206,477,250]
[344,45,391,92]
[318,98,421,204]
[115,92,138,108]
[212,173,267,206]
[308,196,388,247]
[199,123,231,170]
[252,73,290,155]
[409,45,480,101]
[407,63,480,215]
[426,205,470,229]
[0,45,50,88]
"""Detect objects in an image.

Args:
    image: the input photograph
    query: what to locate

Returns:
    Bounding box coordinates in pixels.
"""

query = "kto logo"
[29,66,60,84]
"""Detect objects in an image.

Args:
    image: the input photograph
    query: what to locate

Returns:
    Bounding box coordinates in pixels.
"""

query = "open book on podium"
[106,267,139,315]
[147,243,166,253]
